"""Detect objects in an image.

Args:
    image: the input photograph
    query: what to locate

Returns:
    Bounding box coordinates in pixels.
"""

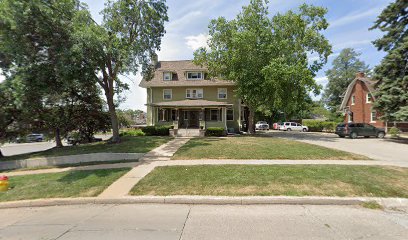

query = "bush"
[389,127,400,138]
[120,129,145,137]
[142,126,172,136]
[302,120,338,132]
[206,127,226,137]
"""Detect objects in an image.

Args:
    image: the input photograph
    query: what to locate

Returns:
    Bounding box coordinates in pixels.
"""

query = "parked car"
[272,122,282,130]
[255,121,269,130]
[335,123,386,139]
[26,133,44,142]
[279,122,308,132]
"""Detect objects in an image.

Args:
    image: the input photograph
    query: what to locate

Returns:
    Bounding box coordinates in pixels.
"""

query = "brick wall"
[343,80,385,128]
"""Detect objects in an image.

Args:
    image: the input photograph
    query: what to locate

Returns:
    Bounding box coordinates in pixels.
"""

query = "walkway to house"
[98,137,191,198]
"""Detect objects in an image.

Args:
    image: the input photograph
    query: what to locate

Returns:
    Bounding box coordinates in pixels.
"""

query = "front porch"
[147,100,234,136]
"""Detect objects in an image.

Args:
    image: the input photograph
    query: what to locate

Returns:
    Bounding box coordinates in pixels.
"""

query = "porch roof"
[148,99,233,107]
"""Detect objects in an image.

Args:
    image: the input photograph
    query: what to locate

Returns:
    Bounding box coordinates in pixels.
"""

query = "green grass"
[0,168,130,202]
[130,165,408,197]
[172,137,367,160]
[2,136,171,161]
[361,201,383,210]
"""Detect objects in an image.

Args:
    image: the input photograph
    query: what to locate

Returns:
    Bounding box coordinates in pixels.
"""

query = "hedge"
[302,120,338,133]
[119,129,145,137]
[206,127,226,137]
[142,126,172,136]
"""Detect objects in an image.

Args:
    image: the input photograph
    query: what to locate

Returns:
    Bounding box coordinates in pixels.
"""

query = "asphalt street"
[0,204,407,240]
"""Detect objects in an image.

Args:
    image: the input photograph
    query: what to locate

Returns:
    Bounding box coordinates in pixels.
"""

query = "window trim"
[218,88,227,99]
[163,72,172,81]
[370,111,377,123]
[366,93,372,103]
[186,71,203,80]
[226,108,234,121]
[163,89,172,100]
[351,95,355,105]
[186,88,203,99]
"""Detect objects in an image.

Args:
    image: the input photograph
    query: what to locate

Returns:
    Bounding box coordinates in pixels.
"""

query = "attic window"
[163,72,172,81]
[187,72,203,80]
[366,93,372,103]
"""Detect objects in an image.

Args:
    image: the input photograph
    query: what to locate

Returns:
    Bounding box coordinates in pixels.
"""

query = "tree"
[75,0,168,142]
[322,48,370,111]
[370,0,408,121]
[194,0,331,133]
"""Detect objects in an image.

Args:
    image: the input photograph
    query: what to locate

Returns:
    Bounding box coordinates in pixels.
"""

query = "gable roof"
[339,73,378,110]
[139,60,235,88]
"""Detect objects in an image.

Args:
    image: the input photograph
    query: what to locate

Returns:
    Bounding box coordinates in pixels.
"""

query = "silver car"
[279,122,308,132]
[255,121,269,130]
[26,133,44,142]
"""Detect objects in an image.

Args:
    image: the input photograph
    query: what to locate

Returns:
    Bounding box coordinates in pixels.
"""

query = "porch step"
[177,129,200,137]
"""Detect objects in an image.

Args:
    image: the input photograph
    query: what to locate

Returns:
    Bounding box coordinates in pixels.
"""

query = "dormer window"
[163,72,172,81]
[187,72,203,80]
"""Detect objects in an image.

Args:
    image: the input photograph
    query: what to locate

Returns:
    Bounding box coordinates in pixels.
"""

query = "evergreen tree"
[322,48,369,112]
[370,0,408,121]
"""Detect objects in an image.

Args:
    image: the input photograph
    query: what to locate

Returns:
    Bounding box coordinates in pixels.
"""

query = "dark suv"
[335,123,386,139]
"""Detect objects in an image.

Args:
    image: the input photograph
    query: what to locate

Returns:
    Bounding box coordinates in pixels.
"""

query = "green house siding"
[147,86,241,132]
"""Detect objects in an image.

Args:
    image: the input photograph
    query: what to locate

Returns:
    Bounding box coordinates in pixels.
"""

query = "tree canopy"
[322,48,370,112]
[370,0,408,121]
[194,0,331,132]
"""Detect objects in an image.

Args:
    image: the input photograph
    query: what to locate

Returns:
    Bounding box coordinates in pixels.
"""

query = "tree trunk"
[106,92,120,143]
[55,128,63,148]
[248,107,256,134]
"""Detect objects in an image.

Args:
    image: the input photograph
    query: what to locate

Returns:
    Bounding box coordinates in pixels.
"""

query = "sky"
[1,0,393,111]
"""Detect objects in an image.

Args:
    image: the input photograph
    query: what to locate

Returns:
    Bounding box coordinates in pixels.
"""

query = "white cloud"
[315,76,328,84]
[332,39,372,51]
[329,7,383,29]
[185,33,209,51]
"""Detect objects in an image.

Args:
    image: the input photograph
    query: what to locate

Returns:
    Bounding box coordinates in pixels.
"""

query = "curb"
[1,196,407,209]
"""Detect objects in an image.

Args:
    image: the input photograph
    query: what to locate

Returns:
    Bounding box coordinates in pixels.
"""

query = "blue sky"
[1,0,393,111]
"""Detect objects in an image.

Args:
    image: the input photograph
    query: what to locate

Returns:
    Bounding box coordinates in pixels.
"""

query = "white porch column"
[223,107,227,130]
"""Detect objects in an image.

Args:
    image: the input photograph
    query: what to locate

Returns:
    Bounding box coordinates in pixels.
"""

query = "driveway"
[0,204,407,239]
[264,131,408,166]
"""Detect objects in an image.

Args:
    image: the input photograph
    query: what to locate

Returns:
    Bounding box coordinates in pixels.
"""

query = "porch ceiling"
[148,99,233,107]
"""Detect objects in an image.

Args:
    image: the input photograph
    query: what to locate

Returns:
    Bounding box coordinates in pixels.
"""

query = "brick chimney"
[356,72,365,78]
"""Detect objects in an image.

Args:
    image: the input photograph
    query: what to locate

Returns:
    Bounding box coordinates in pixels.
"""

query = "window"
[227,108,234,121]
[218,88,227,99]
[187,72,203,80]
[351,95,355,105]
[186,89,203,99]
[163,72,172,81]
[158,109,167,122]
[348,112,353,122]
[163,89,172,100]
[210,109,218,121]
[366,93,372,103]
[370,111,377,122]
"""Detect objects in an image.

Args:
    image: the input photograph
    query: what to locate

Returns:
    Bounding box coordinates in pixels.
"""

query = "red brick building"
[339,72,384,128]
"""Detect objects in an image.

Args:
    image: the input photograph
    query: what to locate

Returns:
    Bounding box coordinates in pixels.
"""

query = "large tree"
[75,0,168,142]
[322,48,370,111]
[194,0,331,132]
[370,0,408,121]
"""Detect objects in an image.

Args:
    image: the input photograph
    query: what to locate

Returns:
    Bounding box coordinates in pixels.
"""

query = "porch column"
[200,108,205,129]
[174,108,179,129]
[223,107,227,130]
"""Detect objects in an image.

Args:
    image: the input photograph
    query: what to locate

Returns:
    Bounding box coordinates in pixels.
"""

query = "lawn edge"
[1,196,407,209]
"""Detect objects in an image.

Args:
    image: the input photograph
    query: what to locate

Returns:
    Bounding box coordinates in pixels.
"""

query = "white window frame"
[366,93,372,103]
[187,71,203,80]
[370,111,377,123]
[163,72,172,81]
[186,89,203,99]
[218,88,227,99]
[351,95,355,105]
[163,89,172,100]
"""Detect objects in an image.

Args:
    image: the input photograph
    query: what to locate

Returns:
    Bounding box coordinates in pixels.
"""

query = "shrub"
[120,129,145,137]
[206,127,226,137]
[389,127,400,138]
[142,126,172,136]
[302,120,338,132]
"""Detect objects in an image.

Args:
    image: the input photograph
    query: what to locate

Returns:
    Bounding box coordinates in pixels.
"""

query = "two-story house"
[139,60,243,136]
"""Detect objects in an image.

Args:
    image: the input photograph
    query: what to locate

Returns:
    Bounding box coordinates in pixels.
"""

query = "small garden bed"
[0,168,130,202]
[172,137,367,160]
[130,165,408,197]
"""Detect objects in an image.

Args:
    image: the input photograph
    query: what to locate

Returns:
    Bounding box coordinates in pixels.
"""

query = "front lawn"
[2,136,171,161]
[0,168,130,202]
[130,165,408,197]
[172,137,367,160]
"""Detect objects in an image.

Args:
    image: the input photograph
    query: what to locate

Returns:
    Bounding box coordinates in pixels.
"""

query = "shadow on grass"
[57,168,127,184]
